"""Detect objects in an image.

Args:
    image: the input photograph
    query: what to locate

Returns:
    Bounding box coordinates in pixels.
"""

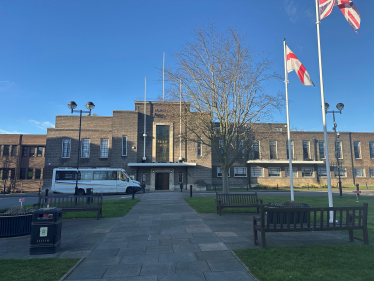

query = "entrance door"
[155,173,169,190]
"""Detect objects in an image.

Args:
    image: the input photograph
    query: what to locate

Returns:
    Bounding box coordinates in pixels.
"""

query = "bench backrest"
[216,193,258,205]
[37,194,103,209]
[260,203,368,231]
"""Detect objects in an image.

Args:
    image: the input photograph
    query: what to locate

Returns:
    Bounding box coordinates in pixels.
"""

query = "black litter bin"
[30,207,62,255]
[86,188,93,204]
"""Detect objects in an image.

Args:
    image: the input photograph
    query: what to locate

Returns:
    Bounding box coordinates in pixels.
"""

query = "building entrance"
[155,173,169,190]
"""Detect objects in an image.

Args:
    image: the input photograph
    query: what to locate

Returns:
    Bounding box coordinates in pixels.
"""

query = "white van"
[51,167,141,195]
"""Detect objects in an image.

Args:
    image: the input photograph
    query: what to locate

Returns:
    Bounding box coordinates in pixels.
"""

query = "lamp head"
[336,103,344,111]
[86,101,95,110]
[324,102,330,111]
[68,101,77,113]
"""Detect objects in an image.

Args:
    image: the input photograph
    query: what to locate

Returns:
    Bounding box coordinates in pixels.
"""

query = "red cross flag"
[286,46,315,87]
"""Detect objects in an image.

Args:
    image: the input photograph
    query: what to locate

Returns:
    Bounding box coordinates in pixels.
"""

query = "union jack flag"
[319,0,361,33]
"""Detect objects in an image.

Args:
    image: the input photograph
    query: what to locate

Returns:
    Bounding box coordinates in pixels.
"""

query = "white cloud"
[284,0,299,23]
[0,81,21,93]
[0,129,25,134]
[28,120,55,129]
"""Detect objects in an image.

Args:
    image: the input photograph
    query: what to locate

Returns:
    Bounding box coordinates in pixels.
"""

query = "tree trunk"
[222,167,229,194]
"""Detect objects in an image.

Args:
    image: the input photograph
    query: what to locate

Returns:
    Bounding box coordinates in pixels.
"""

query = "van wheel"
[126,187,133,194]
[77,188,85,195]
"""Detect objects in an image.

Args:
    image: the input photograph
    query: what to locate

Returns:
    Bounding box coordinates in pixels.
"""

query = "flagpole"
[283,39,294,201]
[163,51,165,102]
[315,0,334,220]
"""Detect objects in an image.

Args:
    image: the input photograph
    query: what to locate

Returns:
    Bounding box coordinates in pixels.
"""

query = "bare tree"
[165,23,283,193]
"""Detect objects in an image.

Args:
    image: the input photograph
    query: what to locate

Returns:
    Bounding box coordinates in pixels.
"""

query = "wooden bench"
[216,192,263,216]
[33,194,103,220]
[253,203,369,248]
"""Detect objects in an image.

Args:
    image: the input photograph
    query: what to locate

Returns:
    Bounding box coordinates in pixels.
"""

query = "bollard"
[190,185,193,198]
[277,184,278,192]
[356,184,360,197]
[247,184,249,192]
[366,182,368,190]
[132,188,135,200]
[38,188,41,197]
[215,185,216,192]
[45,189,49,204]
[180,183,183,192]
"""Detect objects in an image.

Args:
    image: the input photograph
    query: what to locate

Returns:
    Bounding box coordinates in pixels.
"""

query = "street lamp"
[68,101,95,195]
[325,102,344,198]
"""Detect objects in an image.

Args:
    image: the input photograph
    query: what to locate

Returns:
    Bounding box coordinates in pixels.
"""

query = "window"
[62,138,71,158]
[20,168,26,179]
[354,142,361,159]
[275,128,283,132]
[354,168,365,178]
[27,168,33,179]
[269,141,277,159]
[302,168,314,177]
[11,145,17,157]
[10,169,15,180]
[122,136,127,156]
[268,167,281,177]
[35,169,41,180]
[334,168,347,177]
[178,173,183,183]
[93,171,110,180]
[37,146,43,157]
[81,139,90,158]
[197,138,202,157]
[219,140,224,154]
[251,167,264,177]
[234,167,247,177]
[252,142,260,159]
[303,141,310,159]
[370,168,374,178]
[318,141,325,159]
[370,142,374,159]
[217,167,230,177]
[29,146,36,157]
[156,125,169,162]
[100,139,109,158]
[2,169,9,180]
[286,141,294,160]
[22,146,28,157]
[285,167,298,178]
[81,171,93,180]
[318,168,327,177]
[3,145,9,157]
[335,141,343,159]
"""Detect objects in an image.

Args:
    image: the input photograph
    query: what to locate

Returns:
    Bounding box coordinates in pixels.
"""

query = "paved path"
[0,191,365,280]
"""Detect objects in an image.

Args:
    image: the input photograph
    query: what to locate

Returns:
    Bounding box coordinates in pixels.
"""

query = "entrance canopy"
[128,163,197,167]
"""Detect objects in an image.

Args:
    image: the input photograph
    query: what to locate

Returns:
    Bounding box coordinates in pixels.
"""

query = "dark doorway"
[155,173,169,190]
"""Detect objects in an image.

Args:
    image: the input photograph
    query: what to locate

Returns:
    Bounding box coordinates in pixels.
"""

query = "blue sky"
[0,0,373,134]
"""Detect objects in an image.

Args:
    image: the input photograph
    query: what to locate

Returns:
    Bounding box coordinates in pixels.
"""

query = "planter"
[0,210,34,237]
[265,202,311,224]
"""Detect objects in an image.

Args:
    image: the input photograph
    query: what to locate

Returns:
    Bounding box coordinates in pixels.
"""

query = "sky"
[0,0,373,135]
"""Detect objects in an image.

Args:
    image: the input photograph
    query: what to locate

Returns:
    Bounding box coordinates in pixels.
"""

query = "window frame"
[354,141,361,159]
[269,141,277,159]
[35,168,42,180]
[335,141,343,159]
[302,141,310,160]
[178,173,183,183]
[37,146,43,157]
[268,167,281,177]
[217,167,230,178]
[11,145,17,157]
[3,145,10,157]
[29,146,36,157]
[100,139,109,158]
[122,136,127,156]
[27,168,33,180]
[318,168,327,177]
[285,167,298,178]
[252,141,260,160]
[302,168,314,178]
[234,167,247,177]
[370,142,374,159]
[81,139,90,158]
[369,168,374,178]
[354,168,365,178]
[61,138,71,158]
[319,141,325,159]
[251,167,264,178]
[334,167,347,177]
[197,137,202,157]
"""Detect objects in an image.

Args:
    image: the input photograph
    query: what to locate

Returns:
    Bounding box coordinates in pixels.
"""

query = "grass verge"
[185,196,374,241]
[234,244,374,281]
[0,258,79,281]
[61,199,140,219]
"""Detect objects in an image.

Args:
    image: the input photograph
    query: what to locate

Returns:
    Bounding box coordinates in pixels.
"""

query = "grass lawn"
[185,196,374,281]
[234,244,374,281]
[0,258,79,281]
[61,199,140,219]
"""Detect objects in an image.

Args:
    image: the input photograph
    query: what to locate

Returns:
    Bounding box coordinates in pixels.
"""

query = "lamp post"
[68,101,95,195]
[325,102,344,198]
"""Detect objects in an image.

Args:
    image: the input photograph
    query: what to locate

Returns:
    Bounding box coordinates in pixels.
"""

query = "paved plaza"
[0,191,364,281]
